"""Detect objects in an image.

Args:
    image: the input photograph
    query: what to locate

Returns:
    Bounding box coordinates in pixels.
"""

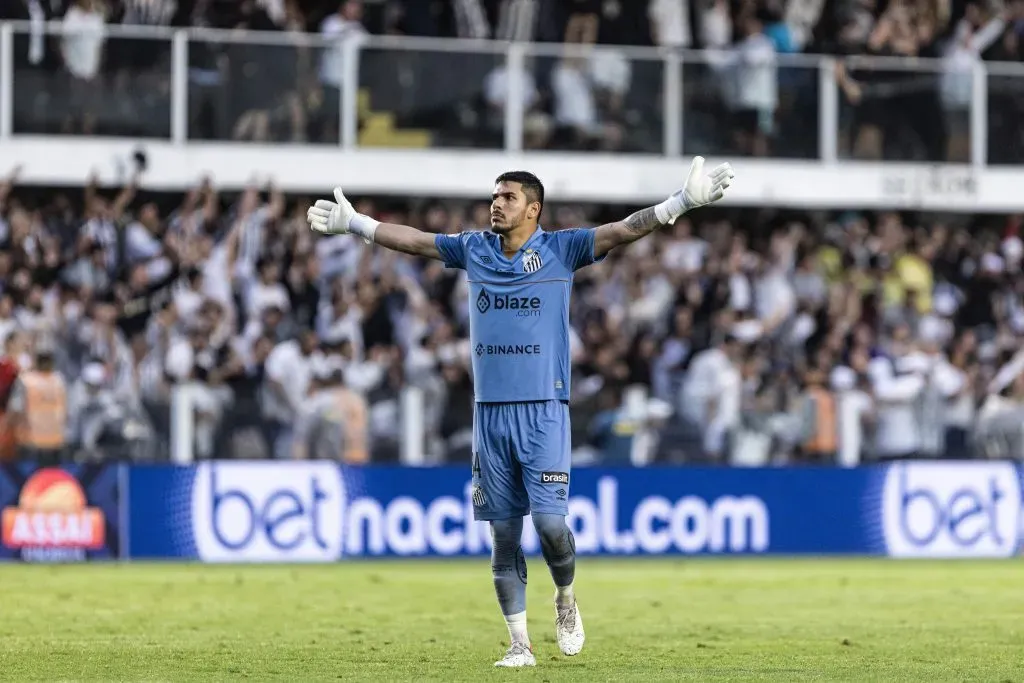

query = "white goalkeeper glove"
[654,156,735,224]
[306,188,378,243]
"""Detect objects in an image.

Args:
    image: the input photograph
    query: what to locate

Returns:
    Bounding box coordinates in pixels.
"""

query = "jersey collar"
[489,226,543,265]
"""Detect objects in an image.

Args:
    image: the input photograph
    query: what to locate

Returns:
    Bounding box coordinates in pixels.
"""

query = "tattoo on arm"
[622,206,661,234]
[595,204,667,258]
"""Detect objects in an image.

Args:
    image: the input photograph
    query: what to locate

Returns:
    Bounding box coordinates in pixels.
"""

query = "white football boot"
[555,599,585,656]
[494,641,536,668]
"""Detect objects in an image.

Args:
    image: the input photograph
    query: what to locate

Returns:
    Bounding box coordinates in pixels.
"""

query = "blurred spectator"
[838,0,949,161]
[6,342,68,465]
[0,333,28,462]
[941,3,1006,161]
[319,0,367,142]
[727,11,779,157]
[831,351,875,467]
[4,167,1024,465]
[8,0,1024,464]
[680,333,743,461]
[61,0,106,135]
[263,328,319,459]
[796,365,837,464]
[293,356,369,462]
[6,0,1024,159]
[648,0,691,47]
[66,361,153,461]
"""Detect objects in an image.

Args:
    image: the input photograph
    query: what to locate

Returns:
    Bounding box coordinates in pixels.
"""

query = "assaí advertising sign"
[0,464,120,562]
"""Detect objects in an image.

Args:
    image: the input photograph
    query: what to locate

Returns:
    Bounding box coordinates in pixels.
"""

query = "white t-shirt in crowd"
[165,337,195,382]
[837,389,873,467]
[62,6,105,80]
[649,0,691,47]
[202,243,233,308]
[868,355,924,457]
[484,65,538,110]
[247,282,290,320]
[173,288,203,323]
[320,15,367,87]
[264,340,314,419]
[662,238,708,273]
[124,222,163,264]
[552,63,596,130]
[681,347,740,426]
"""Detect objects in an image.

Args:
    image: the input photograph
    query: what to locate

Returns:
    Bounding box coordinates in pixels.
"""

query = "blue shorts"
[471,400,571,521]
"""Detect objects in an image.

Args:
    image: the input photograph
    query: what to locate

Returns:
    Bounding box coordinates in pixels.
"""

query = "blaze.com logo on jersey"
[475,290,542,317]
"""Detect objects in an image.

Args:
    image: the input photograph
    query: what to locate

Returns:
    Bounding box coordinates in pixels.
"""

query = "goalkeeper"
[307,157,734,668]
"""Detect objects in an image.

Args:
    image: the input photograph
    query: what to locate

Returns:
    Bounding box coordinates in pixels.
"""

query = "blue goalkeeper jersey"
[435,227,603,403]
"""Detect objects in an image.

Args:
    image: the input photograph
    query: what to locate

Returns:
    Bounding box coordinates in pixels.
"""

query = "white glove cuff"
[654,193,686,224]
[349,214,380,242]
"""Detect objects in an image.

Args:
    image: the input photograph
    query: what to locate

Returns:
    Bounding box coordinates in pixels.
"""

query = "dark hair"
[494,171,544,214]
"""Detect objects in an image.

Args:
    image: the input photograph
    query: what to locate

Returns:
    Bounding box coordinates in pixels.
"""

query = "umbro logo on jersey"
[480,255,493,264]
[523,249,543,273]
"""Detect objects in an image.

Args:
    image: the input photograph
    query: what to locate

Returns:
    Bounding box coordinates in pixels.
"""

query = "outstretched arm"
[307,188,443,260]
[0,165,22,210]
[593,205,667,259]
[367,222,443,259]
[593,157,734,260]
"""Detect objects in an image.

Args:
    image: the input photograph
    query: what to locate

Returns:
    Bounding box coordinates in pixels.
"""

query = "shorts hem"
[473,508,530,522]
[527,505,568,517]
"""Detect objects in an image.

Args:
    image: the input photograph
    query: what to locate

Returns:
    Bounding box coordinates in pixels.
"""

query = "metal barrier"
[4,22,1024,165]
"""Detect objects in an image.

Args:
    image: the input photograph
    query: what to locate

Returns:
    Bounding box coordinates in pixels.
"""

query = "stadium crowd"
[1,165,1024,467]
[4,0,1024,160]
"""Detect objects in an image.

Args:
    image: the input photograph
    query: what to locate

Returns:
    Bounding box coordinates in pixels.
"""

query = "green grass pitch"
[1,558,1021,681]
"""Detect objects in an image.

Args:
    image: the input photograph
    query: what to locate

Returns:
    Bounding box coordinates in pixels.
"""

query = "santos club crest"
[523,249,543,273]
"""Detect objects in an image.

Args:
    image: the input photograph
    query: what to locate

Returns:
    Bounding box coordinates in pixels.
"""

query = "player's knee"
[490,519,527,584]
[532,513,575,564]
[490,519,522,559]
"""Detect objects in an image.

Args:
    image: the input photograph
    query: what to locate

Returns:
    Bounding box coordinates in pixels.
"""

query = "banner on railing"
[125,461,1024,562]
[0,463,123,562]
[879,165,981,209]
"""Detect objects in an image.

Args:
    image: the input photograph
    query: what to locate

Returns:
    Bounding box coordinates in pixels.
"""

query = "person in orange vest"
[6,344,68,466]
[797,366,838,464]
[293,357,369,463]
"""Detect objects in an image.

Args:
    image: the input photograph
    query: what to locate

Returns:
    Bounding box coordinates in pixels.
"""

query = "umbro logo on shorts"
[555,488,566,498]
[541,471,569,485]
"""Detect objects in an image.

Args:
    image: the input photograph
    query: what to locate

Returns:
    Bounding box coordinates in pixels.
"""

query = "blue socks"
[490,517,527,616]
[491,513,577,642]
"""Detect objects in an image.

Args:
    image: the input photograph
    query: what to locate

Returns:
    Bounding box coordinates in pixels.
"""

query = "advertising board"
[127,463,903,561]
[0,464,122,562]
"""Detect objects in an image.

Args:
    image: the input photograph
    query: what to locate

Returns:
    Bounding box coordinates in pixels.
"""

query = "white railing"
[4,21,1024,166]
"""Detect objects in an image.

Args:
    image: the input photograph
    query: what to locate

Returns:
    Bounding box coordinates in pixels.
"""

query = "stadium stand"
[1,0,1024,466]
[3,0,1022,157]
